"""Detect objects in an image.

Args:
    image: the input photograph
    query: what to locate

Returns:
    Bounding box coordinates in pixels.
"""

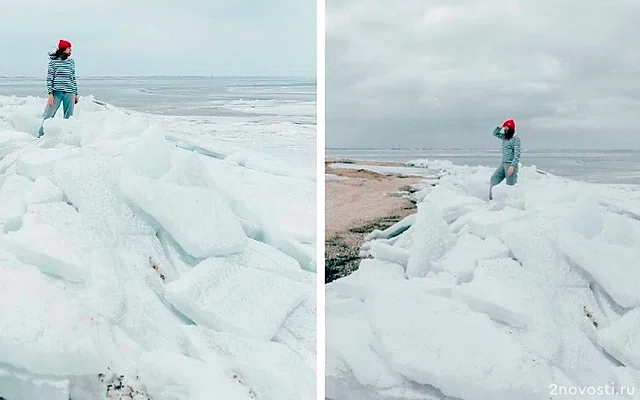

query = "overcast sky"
[327,0,640,150]
[0,0,315,77]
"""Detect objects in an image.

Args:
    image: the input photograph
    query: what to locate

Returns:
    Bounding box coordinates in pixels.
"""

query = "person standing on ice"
[37,39,79,137]
[488,119,521,200]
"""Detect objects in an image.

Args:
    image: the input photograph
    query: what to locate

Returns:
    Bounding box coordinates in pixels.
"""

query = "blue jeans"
[38,91,75,137]
[489,163,518,200]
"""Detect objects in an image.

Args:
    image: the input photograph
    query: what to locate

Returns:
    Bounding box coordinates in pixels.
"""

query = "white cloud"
[327,0,640,149]
[0,0,315,77]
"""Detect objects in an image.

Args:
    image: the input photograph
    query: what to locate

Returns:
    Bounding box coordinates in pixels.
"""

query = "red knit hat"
[58,39,72,50]
[502,119,516,130]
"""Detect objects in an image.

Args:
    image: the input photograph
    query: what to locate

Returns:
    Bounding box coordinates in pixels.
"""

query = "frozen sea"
[327,138,640,399]
[1,76,316,120]
[327,160,640,400]
[327,148,640,185]
[0,76,316,399]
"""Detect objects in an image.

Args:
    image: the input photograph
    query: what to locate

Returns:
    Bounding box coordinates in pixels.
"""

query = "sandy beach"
[325,159,425,283]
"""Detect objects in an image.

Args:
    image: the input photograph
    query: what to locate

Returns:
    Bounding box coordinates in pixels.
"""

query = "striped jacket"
[46,58,78,95]
[492,127,521,167]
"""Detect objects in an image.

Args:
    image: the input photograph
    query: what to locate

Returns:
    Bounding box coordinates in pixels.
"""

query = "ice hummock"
[119,169,248,258]
[598,307,640,370]
[327,160,640,399]
[0,249,115,376]
[0,95,316,399]
[184,325,316,400]
[135,350,254,399]
[0,365,70,400]
[165,256,310,340]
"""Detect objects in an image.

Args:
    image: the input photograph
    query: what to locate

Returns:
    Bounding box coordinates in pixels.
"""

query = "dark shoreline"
[325,208,417,283]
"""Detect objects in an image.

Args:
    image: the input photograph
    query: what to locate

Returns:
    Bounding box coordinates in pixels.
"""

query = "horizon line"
[326,147,640,152]
[0,75,316,80]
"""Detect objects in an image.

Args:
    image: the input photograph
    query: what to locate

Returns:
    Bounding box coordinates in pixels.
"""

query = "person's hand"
[48,94,54,106]
[507,165,515,176]
[74,95,79,104]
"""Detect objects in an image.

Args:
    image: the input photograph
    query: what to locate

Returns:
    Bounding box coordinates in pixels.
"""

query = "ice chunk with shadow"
[119,169,247,258]
[122,123,173,179]
[165,257,308,340]
[0,224,86,282]
[54,154,155,240]
[40,117,82,146]
[467,207,530,239]
[327,259,406,300]
[452,258,554,330]
[17,147,87,180]
[116,234,179,295]
[115,275,187,354]
[226,149,315,181]
[25,176,63,204]
[157,229,197,277]
[0,365,69,400]
[363,241,410,267]
[226,237,310,284]
[184,326,315,400]
[405,202,456,278]
[598,307,640,370]
[564,195,605,239]
[499,219,589,287]
[18,202,124,320]
[0,250,114,376]
[558,229,640,308]
[365,280,555,400]
[199,155,315,246]
[274,288,317,356]
[135,350,253,400]
[326,308,404,390]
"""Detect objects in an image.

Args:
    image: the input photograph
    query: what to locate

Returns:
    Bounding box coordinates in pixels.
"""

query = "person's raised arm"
[492,126,506,140]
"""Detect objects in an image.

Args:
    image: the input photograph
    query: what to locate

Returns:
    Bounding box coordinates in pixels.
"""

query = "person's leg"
[489,164,506,200]
[505,164,518,186]
[38,92,63,137]
[61,93,75,119]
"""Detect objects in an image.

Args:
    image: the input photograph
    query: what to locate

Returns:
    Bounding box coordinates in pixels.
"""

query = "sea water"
[327,148,640,185]
[0,76,315,124]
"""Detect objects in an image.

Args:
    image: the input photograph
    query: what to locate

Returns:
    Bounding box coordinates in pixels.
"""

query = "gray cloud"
[327,0,640,149]
[0,0,315,77]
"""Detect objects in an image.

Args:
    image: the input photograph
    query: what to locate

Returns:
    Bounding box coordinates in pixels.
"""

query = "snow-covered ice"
[0,94,316,399]
[0,365,69,400]
[165,256,309,340]
[405,202,456,278]
[26,176,64,204]
[17,147,87,181]
[122,123,172,179]
[368,284,554,400]
[184,326,316,400]
[274,288,317,356]
[120,169,248,258]
[327,160,640,399]
[598,307,640,370]
[136,350,254,399]
[558,230,640,308]
[0,224,87,282]
[0,249,114,376]
[327,307,404,391]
